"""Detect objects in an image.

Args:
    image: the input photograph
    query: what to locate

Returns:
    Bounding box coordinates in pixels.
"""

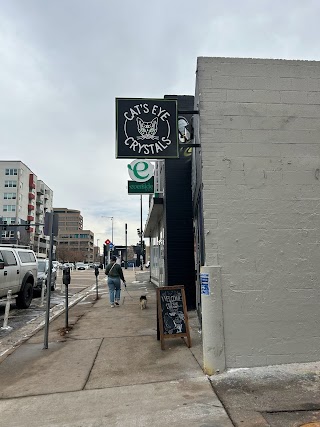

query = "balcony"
[27,227,34,233]
[27,215,34,221]
[28,192,35,200]
[28,204,35,211]
[36,199,43,205]
[29,174,36,189]
[37,186,44,195]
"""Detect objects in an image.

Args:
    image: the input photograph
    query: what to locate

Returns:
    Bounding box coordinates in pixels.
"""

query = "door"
[1,250,20,295]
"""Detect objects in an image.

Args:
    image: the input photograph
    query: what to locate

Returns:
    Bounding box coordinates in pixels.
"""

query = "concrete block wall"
[196,57,320,368]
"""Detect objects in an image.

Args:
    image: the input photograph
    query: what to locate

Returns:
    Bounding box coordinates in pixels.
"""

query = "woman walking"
[105,256,126,307]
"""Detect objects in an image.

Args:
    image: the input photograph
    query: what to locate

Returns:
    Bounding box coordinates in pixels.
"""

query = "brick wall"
[196,57,320,368]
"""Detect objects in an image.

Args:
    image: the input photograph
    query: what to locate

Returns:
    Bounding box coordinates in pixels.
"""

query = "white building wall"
[196,57,320,368]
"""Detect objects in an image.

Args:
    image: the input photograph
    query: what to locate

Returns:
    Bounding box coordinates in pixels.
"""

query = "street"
[0,268,107,342]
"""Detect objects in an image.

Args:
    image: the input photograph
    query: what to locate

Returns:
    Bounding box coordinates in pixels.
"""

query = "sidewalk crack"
[82,337,104,390]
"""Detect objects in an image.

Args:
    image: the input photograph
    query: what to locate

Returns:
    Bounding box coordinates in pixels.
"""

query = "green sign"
[128,177,154,194]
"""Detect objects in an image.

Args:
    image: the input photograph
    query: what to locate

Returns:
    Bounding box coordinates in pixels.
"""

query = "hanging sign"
[128,177,154,194]
[128,159,154,182]
[116,98,179,159]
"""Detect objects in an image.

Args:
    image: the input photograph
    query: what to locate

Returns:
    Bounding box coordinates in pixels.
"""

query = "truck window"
[18,251,36,263]
[2,250,17,266]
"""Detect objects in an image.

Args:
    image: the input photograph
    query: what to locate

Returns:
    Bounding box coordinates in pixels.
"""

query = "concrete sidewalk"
[0,269,233,427]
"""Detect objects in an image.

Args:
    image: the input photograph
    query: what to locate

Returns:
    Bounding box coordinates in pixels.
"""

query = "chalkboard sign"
[156,285,191,350]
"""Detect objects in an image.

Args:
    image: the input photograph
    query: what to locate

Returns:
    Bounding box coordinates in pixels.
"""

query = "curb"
[0,283,97,364]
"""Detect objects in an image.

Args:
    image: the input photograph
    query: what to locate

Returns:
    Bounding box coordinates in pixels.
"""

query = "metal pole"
[140,195,143,270]
[125,223,128,269]
[95,276,99,300]
[111,217,113,244]
[1,290,12,330]
[44,212,54,349]
[65,284,68,329]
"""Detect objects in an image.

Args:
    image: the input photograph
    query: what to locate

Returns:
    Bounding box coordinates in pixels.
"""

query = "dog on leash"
[139,295,147,310]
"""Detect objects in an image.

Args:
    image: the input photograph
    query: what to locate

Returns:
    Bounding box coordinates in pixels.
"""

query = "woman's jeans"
[108,276,121,304]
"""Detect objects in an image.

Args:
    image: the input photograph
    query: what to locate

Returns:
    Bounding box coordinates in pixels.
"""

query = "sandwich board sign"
[156,285,191,350]
[116,98,179,159]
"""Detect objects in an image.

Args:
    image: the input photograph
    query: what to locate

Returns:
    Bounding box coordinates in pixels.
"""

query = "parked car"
[0,245,38,308]
[62,263,74,270]
[35,259,57,292]
[52,261,61,270]
[76,262,87,270]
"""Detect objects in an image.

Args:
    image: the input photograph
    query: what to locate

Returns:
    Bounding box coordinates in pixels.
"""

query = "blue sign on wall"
[200,273,210,296]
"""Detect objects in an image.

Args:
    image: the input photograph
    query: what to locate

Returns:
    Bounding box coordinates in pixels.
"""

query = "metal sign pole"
[44,212,54,349]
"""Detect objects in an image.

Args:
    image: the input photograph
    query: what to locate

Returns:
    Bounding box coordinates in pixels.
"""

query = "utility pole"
[125,223,128,269]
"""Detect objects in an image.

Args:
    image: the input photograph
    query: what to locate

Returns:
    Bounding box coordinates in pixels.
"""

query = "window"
[3,205,16,212]
[2,250,17,266]
[18,251,36,263]
[4,180,17,188]
[2,217,15,224]
[5,168,18,176]
[1,231,15,239]
[4,192,16,200]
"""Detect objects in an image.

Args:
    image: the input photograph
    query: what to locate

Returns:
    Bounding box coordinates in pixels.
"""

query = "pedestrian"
[105,255,126,307]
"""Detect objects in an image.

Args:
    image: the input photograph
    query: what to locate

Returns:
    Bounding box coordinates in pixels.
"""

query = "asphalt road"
[0,268,107,340]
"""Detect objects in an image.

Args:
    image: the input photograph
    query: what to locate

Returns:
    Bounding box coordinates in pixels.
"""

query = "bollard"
[40,278,46,307]
[1,290,13,330]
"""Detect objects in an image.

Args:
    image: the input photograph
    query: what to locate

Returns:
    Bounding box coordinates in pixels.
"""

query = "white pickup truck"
[0,245,38,309]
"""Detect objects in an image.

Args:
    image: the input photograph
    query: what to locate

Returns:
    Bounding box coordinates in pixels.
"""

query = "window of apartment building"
[4,192,17,200]
[5,169,18,176]
[2,217,15,225]
[1,231,15,239]
[80,234,89,238]
[3,205,16,212]
[5,180,17,188]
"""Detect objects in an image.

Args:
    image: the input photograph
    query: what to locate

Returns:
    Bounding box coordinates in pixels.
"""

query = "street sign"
[109,243,114,249]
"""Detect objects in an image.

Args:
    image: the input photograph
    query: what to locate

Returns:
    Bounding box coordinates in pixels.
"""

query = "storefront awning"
[144,197,164,237]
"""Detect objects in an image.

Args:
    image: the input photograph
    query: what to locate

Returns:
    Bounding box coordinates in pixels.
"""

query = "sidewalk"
[0,269,233,427]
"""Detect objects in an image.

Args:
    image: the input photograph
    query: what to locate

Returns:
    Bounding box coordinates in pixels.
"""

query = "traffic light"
[2,221,7,231]
[25,220,30,231]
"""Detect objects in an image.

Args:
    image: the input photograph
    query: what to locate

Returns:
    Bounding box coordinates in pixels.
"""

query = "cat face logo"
[116,98,179,159]
[136,117,159,140]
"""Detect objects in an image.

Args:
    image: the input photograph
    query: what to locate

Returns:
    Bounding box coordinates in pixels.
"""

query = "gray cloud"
[1,0,320,244]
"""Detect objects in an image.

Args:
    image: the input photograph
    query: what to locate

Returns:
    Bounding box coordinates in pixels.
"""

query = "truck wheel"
[16,282,34,309]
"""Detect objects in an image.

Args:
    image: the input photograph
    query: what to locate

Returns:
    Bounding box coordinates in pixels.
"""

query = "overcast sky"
[1,0,319,247]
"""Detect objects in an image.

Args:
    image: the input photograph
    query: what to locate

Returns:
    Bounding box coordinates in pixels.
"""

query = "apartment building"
[0,161,53,255]
[53,208,94,263]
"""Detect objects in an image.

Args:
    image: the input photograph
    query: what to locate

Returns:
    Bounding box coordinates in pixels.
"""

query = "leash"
[123,283,134,299]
